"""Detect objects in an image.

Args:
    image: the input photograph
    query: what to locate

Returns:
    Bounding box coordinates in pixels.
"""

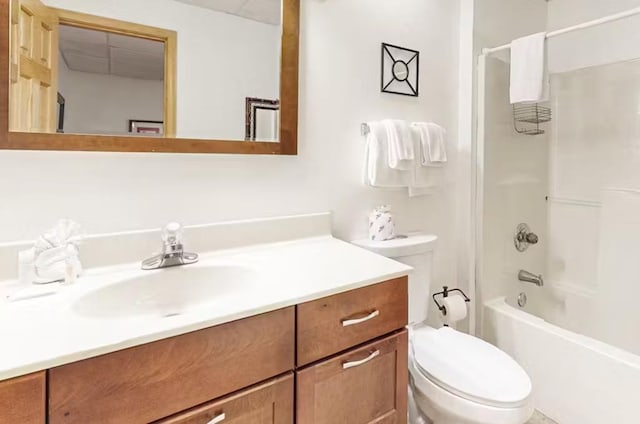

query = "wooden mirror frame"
[0,0,299,155]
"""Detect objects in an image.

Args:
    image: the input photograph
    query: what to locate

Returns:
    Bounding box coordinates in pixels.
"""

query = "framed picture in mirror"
[0,0,299,155]
[129,120,164,136]
[245,97,279,142]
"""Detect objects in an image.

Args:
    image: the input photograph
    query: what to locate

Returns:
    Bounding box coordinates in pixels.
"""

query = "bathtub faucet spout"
[518,270,544,287]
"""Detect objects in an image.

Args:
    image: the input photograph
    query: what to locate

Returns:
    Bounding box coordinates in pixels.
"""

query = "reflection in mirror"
[59,25,165,136]
[9,0,282,142]
[245,97,279,142]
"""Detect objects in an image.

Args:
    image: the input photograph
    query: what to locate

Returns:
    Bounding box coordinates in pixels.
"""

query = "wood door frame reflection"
[0,0,299,155]
[53,8,177,138]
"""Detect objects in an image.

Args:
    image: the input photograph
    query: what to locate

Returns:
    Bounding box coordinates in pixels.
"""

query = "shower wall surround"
[546,59,640,355]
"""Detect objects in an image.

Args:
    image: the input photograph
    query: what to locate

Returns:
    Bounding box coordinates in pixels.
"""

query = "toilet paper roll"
[441,294,468,325]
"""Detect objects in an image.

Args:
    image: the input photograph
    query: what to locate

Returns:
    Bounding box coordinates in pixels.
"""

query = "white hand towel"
[412,122,447,166]
[382,119,414,170]
[408,127,444,197]
[363,121,410,188]
[510,32,549,104]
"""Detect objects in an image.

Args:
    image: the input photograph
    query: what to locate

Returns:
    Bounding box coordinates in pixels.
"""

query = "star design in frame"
[381,43,420,97]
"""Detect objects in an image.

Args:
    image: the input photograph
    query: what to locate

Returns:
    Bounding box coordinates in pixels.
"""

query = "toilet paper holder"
[432,285,471,316]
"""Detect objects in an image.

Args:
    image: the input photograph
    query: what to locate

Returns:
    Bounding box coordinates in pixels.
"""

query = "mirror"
[1,0,299,155]
[392,61,409,81]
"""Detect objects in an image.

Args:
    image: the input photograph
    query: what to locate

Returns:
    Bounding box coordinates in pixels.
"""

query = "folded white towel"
[363,121,410,188]
[408,127,444,197]
[412,122,447,166]
[510,32,549,104]
[382,119,414,170]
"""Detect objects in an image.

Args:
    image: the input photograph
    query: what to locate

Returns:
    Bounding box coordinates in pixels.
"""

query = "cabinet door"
[296,330,408,424]
[155,373,293,424]
[0,372,46,424]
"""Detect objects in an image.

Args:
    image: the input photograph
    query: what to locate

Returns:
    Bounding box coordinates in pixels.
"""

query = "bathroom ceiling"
[172,0,281,25]
[59,25,165,81]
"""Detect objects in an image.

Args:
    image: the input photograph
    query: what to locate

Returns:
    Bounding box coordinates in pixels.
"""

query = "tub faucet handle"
[514,223,539,252]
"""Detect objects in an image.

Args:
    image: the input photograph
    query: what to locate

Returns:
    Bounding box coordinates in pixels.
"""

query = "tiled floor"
[528,411,559,424]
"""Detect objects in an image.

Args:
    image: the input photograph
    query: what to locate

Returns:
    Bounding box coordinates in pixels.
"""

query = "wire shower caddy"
[512,103,552,135]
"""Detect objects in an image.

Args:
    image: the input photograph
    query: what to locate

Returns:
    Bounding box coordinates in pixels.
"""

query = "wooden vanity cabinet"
[1,276,408,424]
[0,372,46,424]
[296,331,408,424]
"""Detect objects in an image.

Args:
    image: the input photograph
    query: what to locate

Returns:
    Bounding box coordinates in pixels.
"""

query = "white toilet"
[353,234,534,424]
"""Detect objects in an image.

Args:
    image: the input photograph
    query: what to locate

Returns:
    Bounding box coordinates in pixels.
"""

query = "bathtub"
[483,297,640,424]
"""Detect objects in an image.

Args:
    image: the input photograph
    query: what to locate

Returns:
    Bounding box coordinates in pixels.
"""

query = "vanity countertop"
[0,235,411,381]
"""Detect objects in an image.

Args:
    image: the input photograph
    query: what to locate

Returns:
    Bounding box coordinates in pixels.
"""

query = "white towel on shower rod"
[509,32,550,104]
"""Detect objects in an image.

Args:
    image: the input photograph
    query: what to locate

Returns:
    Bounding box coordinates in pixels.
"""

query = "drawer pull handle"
[341,310,380,327]
[342,350,380,369]
[206,413,226,424]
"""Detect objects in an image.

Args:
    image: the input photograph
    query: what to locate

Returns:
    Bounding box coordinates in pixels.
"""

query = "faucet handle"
[162,222,183,244]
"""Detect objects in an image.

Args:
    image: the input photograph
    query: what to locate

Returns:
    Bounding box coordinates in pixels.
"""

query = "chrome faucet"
[141,222,199,270]
[518,269,544,287]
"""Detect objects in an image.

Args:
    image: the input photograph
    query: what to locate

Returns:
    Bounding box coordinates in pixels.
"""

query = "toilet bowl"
[352,234,534,424]
[409,324,533,424]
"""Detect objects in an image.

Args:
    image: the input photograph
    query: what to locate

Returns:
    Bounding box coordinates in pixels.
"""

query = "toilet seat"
[411,326,532,408]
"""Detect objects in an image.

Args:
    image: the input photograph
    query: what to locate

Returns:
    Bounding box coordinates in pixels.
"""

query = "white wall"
[58,54,164,135]
[1,1,463,306]
[44,0,280,140]
[474,0,548,62]
[548,0,640,73]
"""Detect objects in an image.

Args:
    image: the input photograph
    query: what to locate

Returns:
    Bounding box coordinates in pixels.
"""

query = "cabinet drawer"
[296,277,407,366]
[296,330,408,424]
[0,372,46,424]
[155,373,293,424]
[49,307,295,424]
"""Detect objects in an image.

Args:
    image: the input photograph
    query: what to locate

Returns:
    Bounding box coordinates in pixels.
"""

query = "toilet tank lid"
[351,233,438,258]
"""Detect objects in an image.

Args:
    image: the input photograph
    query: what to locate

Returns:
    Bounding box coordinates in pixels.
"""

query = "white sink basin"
[72,265,259,319]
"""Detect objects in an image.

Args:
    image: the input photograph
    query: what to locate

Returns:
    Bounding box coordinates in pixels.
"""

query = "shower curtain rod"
[482,6,640,55]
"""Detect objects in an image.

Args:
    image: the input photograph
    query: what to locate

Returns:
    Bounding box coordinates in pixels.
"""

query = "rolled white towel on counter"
[30,219,84,284]
[33,244,81,284]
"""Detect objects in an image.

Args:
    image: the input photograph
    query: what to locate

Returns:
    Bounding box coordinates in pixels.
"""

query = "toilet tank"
[352,234,438,325]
